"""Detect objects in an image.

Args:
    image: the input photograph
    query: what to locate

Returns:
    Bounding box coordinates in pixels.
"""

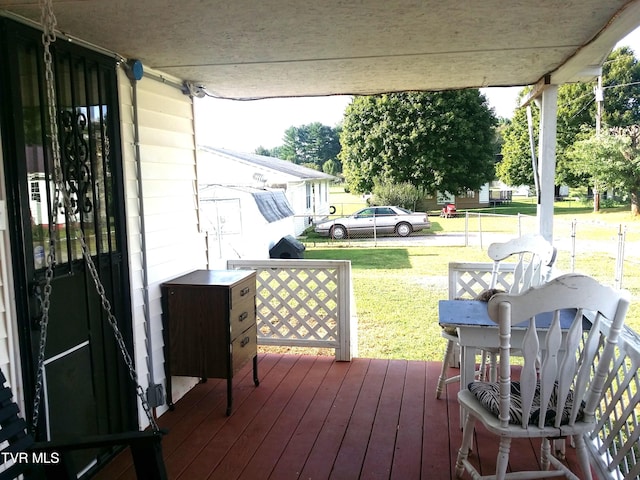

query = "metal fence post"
[465,211,469,247]
[615,224,626,289]
[373,213,377,246]
[517,212,522,237]
[571,219,576,273]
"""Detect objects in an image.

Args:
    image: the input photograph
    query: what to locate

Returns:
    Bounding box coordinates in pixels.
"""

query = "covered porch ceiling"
[1,1,640,99]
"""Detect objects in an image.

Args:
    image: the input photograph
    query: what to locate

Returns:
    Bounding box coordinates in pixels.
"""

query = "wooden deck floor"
[95,354,587,480]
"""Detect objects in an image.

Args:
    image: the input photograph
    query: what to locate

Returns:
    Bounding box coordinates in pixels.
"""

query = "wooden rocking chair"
[0,369,167,480]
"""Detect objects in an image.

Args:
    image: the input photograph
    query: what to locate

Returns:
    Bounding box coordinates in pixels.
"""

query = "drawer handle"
[240,287,251,296]
[239,311,248,322]
[240,336,250,347]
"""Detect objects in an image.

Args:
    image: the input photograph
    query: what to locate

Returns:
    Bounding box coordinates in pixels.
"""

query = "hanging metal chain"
[32,0,62,436]
[33,0,159,433]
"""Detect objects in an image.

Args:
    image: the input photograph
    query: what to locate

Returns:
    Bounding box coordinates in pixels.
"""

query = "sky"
[195,26,640,153]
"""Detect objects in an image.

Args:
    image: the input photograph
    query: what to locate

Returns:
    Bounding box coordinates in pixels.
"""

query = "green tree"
[567,127,640,215]
[322,158,340,176]
[499,47,640,191]
[496,96,538,188]
[600,47,640,126]
[566,131,625,212]
[254,145,270,156]
[339,90,498,194]
[280,122,342,170]
[254,145,285,158]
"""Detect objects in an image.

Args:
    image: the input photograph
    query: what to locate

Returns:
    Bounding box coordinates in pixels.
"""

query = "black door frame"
[0,17,137,439]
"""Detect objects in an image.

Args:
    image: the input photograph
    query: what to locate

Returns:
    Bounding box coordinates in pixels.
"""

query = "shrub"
[371,179,423,210]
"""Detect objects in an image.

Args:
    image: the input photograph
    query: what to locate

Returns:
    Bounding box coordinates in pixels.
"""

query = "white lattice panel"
[255,267,339,344]
[448,262,516,299]
[227,259,355,360]
[588,327,640,480]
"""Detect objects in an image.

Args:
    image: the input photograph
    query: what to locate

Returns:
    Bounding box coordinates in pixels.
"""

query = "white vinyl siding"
[0,227,20,407]
[286,182,308,235]
[119,68,206,426]
[0,132,22,410]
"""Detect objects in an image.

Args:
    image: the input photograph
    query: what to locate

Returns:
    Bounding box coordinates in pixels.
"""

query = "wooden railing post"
[336,261,356,361]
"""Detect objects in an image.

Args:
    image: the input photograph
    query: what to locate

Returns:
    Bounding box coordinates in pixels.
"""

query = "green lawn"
[329,184,640,225]
[304,245,640,361]
[309,186,640,361]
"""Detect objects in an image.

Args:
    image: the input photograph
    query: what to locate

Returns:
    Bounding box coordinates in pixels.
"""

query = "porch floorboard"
[95,353,588,480]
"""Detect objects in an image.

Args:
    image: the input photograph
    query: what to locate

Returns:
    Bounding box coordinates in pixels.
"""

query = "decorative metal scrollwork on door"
[60,109,92,215]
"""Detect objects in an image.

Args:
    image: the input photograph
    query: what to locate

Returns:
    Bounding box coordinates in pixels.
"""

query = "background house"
[198,147,335,235]
[423,184,491,211]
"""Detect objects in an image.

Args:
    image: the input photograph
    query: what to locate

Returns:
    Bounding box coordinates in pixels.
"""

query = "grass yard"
[310,186,640,360]
[304,245,640,361]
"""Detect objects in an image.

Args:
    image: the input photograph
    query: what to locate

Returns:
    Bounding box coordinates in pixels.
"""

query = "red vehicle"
[440,203,457,218]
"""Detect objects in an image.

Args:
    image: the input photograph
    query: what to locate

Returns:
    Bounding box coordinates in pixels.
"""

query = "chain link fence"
[302,209,640,290]
[304,204,433,241]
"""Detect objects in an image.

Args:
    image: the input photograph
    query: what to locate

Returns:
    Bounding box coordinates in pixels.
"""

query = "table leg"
[460,345,477,430]
[253,355,260,386]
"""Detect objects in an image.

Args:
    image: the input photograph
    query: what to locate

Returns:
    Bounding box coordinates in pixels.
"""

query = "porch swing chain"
[32,0,159,434]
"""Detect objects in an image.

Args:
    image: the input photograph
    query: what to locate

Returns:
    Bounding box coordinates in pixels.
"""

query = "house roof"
[200,146,336,182]
[1,1,639,99]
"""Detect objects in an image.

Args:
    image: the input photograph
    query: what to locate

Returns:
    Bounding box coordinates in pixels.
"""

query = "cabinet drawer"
[230,276,255,310]
[230,295,256,340]
[232,323,257,374]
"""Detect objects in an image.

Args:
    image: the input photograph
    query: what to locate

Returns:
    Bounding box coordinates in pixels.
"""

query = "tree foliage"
[254,145,285,158]
[279,122,341,170]
[255,123,342,174]
[566,131,627,193]
[567,127,640,215]
[339,90,498,194]
[322,159,340,176]
[499,47,640,190]
[496,96,538,187]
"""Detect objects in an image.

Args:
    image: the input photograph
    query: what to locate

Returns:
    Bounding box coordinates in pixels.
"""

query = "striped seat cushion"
[467,381,584,426]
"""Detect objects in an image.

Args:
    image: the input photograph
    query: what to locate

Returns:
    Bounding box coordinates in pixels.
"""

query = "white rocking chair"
[455,273,631,480]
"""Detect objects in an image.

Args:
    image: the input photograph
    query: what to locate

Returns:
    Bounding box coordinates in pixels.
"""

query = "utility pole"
[593,75,604,212]
[595,75,603,135]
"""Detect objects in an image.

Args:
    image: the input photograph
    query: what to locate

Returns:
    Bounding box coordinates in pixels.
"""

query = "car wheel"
[331,224,347,239]
[396,222,412,237]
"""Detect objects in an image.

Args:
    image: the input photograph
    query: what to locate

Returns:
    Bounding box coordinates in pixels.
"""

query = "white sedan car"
[315,206,431,239]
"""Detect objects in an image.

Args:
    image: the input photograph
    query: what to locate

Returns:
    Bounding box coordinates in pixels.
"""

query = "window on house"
[306,183,312,209]
[30,181,41,202]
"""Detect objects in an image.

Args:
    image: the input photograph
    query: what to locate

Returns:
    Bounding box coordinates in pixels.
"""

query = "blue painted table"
[438,300,586,428]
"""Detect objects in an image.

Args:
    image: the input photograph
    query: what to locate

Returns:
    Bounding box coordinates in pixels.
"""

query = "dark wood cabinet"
[161,269,259,415]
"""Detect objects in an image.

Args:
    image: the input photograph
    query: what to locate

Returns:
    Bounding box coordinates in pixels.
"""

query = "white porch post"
[536,86,558,242]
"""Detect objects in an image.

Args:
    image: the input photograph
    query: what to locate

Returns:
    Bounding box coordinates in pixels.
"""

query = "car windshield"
[396,207,412,214]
